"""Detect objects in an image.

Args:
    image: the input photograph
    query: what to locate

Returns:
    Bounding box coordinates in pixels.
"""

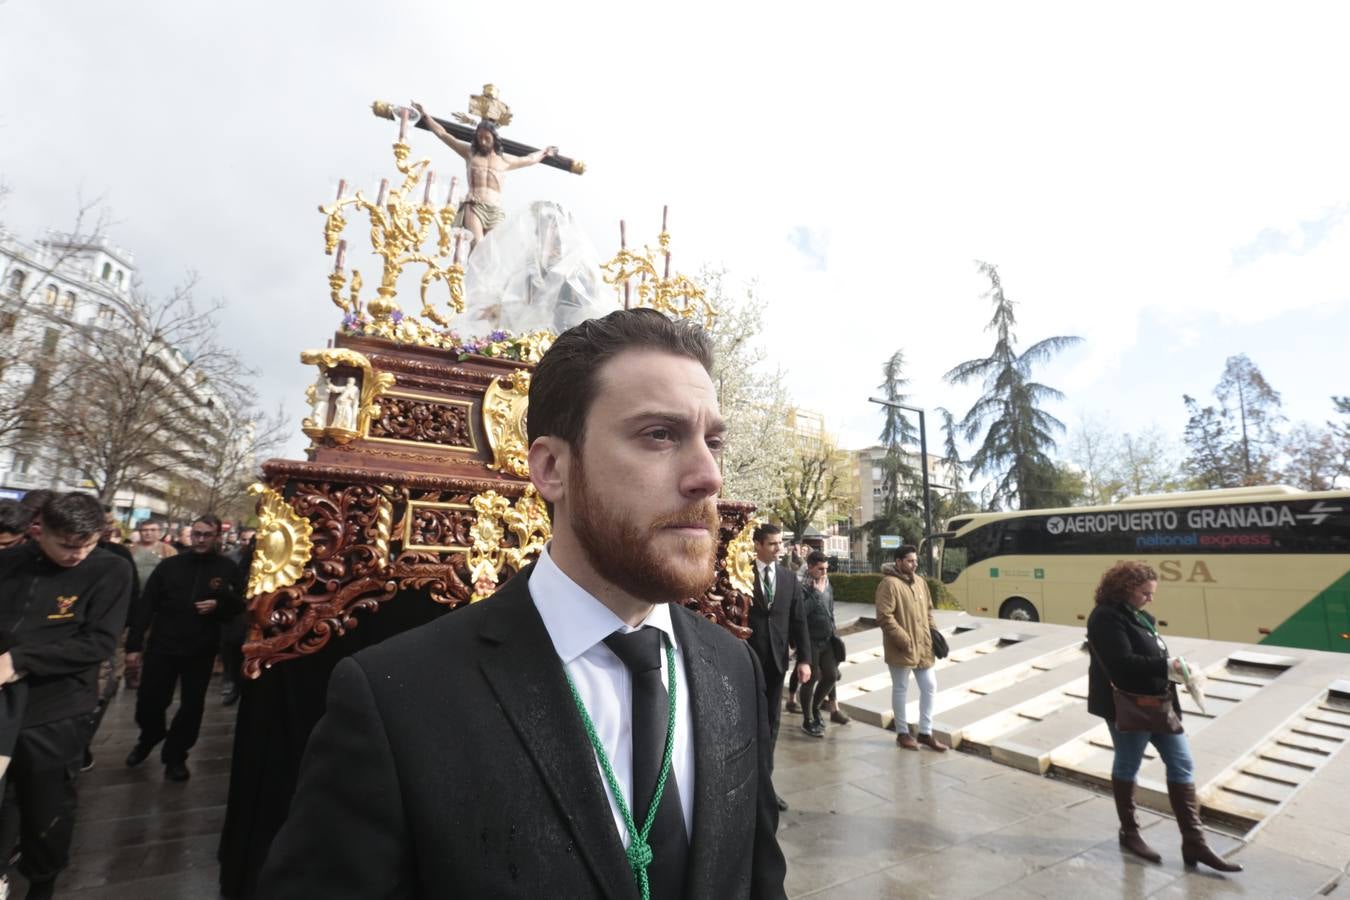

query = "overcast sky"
[4,1,1348,468]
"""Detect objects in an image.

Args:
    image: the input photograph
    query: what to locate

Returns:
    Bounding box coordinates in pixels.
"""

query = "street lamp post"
[868,396,933,574]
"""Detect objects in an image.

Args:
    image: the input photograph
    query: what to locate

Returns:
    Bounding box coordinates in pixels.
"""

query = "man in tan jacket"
[874,546,948,751]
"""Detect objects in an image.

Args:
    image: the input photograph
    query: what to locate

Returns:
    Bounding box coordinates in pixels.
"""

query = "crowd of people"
[0,489,253,899]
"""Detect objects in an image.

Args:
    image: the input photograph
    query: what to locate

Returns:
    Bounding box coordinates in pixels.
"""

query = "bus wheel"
[1000,597,1039,623]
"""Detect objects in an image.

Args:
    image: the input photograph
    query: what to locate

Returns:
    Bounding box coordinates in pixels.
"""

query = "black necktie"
[604,628,689,900]
[762,564,775,609]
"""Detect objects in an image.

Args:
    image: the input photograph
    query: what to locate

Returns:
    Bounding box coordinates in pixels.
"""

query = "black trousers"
[135,651,216,764]
[801,639,839,726]
[0,714,88,884]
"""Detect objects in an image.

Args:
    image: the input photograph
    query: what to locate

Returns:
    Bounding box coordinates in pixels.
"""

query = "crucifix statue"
[409,85,580,253]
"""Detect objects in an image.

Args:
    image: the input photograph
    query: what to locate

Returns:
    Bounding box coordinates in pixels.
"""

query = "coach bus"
[934,486,1350,652]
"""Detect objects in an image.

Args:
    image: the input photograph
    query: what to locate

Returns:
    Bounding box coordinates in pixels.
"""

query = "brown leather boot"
[1111,778,1161,863]
[896,732,919,750]
[917,733,948,752]
[1167,782,1242,873]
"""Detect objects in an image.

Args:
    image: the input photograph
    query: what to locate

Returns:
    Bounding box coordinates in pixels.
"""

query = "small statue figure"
[330,377,361,432]
[306,373,333,429]
[411,100,558,252]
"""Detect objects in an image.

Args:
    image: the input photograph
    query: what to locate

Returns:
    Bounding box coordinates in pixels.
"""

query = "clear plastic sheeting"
[460,201,616,337]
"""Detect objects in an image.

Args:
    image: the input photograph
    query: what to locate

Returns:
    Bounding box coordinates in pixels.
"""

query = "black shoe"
[165,761,191,782]
[801,721,825,739]
[80,748,95,772]
[221,687,240,707]
[776,794,789,811]
[125,744,153,768]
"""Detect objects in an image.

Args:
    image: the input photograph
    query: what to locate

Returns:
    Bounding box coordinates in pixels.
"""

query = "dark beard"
[569,457,719,605]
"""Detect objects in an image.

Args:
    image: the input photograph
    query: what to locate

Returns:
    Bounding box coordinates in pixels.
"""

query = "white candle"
[423,171,435,206]
[336,179,346,201]
[399,107,409,141]
[334,239,347,273]
[375,179,389,208]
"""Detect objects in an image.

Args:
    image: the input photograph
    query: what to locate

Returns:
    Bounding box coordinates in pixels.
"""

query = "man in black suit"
[258,308,787,899]
[745,524,811,810]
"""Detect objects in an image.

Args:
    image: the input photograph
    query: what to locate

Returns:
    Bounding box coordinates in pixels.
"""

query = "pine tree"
[944,262,1082,510]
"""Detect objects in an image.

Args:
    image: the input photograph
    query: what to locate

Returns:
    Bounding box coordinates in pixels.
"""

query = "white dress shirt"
[529,544,696,843]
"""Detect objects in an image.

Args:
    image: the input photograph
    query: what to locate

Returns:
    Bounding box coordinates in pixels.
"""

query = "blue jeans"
[1107,722,1195,784]
[888,665,936,735]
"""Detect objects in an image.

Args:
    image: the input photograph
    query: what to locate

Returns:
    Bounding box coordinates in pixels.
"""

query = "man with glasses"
[0,492,133,900]
[124,515,243,781]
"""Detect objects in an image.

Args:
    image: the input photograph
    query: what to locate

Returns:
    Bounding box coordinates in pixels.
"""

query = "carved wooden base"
[245,333,755,677]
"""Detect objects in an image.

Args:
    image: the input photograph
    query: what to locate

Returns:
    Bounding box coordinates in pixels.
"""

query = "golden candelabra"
[319,126,468,345]
[600,209,717,331]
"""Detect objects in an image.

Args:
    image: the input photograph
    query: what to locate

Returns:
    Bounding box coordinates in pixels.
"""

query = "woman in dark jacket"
[1087,561,1241,874]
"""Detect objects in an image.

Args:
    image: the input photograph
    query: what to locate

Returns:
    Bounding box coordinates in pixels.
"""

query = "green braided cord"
[563,639,678,900]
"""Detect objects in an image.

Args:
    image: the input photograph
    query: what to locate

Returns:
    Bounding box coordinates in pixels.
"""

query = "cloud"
[786,226,830,271]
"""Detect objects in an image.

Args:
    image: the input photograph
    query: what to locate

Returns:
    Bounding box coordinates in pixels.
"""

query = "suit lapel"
[476,571,637,900]
[671,607,733,900]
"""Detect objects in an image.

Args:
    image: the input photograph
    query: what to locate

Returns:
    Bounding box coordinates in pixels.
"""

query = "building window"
[58,291,76,316]
[0,312,15,333]
[114,270,124,288]
[96,304,114,324]
[872,486,883,497]
[101,262,112,281]
[871,466,883,481]
[44,285,58,306]
[5,270,24,294]
[12,454,31,474]
[42,328,59,354]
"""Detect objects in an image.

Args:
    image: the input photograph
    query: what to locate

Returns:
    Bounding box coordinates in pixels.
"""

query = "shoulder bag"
[930,627,949,660]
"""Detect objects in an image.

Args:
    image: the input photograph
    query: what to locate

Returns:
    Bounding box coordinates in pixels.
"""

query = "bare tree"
[1116,427,1185,496]
[1067,414,1125,505]
[772,441,847,541]
[39,276,253,504]
[188,402,289,519]
[1281,424,1340,492]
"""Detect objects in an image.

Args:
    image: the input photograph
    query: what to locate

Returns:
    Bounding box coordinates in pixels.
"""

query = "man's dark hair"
[528,308,714,450]
[806,549,828,567]
[752,523,782,544]
[0,498,33,536]
[472,119,503,156]
[194,514,223,532]
[40,492,105,538]
[19,488,56,517]
[896,544,918,559]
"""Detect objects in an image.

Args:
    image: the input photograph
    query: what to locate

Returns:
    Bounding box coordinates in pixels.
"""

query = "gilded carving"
[726,517,759,595]
[465,486,551,601]
[601,221,717,330]
[299,348,397,444]
[243,481,398,677]
[482,369,531,478]
[246,484,315,598]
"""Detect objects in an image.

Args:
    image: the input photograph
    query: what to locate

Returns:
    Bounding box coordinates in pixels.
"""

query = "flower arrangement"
[340,313,549,362]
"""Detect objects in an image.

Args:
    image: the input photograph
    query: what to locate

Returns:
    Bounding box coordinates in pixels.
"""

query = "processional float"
[221,85,760,896]
[240,89,756,678]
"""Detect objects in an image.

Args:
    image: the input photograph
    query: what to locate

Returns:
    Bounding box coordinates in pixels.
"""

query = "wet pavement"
[12,609,1350,897]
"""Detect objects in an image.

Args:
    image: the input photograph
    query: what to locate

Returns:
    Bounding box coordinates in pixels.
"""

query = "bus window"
[940,538,968,584]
